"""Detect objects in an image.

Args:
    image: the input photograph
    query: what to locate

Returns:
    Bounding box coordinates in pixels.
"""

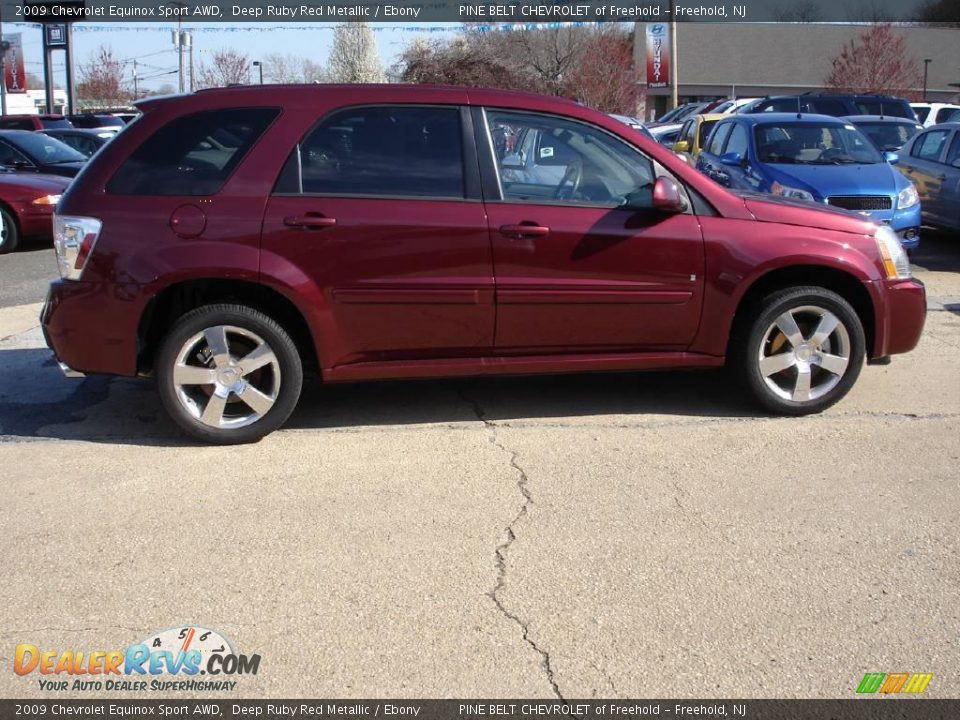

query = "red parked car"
[42,85,926,443]
[0,171,69,253]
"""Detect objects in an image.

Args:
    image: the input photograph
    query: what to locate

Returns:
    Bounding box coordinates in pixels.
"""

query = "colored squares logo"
[857,672,933,694]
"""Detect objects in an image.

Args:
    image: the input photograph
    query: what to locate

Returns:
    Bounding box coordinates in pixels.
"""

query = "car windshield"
[40,118,73,129]
[755,122,883,165]
[10,132,86,164]
[854,121,919,151]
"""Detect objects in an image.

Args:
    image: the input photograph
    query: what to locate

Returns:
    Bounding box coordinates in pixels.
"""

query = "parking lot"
[1,233,958,699]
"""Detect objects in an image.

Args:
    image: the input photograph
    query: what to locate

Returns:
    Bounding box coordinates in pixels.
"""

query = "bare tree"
[825,24,922,99]
[196,49,251,89]
[76,45,130,107]
[328,23,385,83]
[565,28,639,114]
[261,52,328,84]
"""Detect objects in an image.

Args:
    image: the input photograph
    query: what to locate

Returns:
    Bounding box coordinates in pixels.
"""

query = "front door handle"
[500,223,550,239]
[284,214,337,229]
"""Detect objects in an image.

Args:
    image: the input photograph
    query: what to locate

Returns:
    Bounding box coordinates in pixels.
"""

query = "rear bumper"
[870,277,926,358]
[41,280,141,377]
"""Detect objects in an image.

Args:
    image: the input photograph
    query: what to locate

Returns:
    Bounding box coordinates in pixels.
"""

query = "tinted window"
[0,140,30,166]
[854,99,914,119]
[724,123,749,157]
[286,106,464,198]
[706,122,733,155]
[911,130,949,162]
[855,121,919,151]
[108,108,277,196]
[935,107,958,123]
[6,133,85,164]
[488,110,655,208]
[698,119,718,147]
[809,99,848,116]
[0,118,34,131]
[913,107,930,123]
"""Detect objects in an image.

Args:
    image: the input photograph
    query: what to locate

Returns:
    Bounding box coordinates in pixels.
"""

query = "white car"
[712,98,759,115]
[910,102,960,127]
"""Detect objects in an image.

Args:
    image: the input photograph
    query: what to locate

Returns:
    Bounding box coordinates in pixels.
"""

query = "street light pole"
[923,59,932,101]
[670,21,679,110]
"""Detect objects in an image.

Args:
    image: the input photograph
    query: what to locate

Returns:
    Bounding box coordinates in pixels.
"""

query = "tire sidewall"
[156,305,303,444]
[742,288,865,415]
[0,207,19,254]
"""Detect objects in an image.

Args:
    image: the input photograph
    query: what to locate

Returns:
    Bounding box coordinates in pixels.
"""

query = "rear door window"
[278,105,465,199]
[913,106,930,123]
[809,99,848,116]
[107,108,278,196]
[706,122,733,155]
[935,107,958,123]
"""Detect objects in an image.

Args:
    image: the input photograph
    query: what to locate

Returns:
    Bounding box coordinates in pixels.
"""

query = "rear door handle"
[284,214,337,229]
[499,223,550,239]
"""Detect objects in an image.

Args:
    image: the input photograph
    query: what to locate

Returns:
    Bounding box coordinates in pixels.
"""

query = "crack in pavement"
[458,388,565,702]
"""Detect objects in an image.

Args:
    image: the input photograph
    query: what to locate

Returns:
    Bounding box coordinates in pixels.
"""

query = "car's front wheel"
[156,304,303,444]
[0,206,20,254]
[737,287,865,415]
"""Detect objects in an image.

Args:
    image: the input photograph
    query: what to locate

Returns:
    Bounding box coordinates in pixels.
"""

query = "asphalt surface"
[0,232,958,699]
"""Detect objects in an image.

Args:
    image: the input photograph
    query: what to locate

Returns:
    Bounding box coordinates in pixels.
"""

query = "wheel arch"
[727,264,877,359]
[137,279,319,375]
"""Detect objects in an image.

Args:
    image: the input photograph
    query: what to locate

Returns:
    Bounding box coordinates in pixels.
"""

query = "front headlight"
[771,181,815,202]
[31,194,61,206]
[897,183,919,210]
[874,225,911,280]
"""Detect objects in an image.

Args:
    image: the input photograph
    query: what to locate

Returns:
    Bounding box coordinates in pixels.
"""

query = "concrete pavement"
[0,244,958,699]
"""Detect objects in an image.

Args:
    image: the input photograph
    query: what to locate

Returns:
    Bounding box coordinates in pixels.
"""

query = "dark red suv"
[42,85,926,443]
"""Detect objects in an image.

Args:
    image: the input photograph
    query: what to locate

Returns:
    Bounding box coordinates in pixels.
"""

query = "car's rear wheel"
[0,207,20,254]
[156,304,303,444]
[737,287,865,415]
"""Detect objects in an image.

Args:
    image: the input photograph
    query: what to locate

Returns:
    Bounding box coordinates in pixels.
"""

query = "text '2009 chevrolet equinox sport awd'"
[42,85,926,444]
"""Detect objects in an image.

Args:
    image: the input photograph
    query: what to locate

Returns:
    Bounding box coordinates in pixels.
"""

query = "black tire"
[0,206,20,254]
[734,286,865,415]
[156,304,303,444]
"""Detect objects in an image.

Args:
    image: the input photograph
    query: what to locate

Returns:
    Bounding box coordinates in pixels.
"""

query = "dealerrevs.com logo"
[14,625,260,692]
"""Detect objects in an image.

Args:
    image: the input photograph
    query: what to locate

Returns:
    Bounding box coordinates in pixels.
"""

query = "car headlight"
[771,181,815,202]
[897,183,919,210]
[31,194,61,206]
[874,225,911,280]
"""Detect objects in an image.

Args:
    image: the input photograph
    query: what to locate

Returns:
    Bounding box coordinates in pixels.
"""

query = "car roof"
[924,121,960,130]
[721,112,849,126]
[0,129,38,137]
[844,115,919,124]
[697,113,727,122]
[41,128,108,136]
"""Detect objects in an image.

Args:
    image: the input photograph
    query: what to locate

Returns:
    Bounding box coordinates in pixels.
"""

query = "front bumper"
[865,203,922,250]
[871,277,926,359]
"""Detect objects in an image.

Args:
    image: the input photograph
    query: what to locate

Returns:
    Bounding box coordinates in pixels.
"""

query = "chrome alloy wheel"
[173,325,281,429]
[758,305,851,403]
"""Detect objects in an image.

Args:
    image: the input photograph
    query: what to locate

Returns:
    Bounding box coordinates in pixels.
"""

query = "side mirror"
[652,176,688,214]
[673,140,690,154]
[720,151,744,167]
[884,151,899,165]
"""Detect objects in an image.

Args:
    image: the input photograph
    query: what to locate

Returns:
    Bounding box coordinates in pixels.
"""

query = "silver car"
[897,122,960,231]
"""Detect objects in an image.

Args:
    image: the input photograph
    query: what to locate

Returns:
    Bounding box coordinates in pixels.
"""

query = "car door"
[939,132,960,229]
[478,108,704,352]
[261,104,494,367]
[713,122,754,190]
[901,129,952,224]
[696,121,734,182]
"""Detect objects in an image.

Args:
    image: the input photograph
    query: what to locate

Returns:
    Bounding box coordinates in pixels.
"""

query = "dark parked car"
[0,130,88,177]
[44,85,926,443]
[67,113,125,132]
[740,94,917,121]
[40,128,113,158]
[845,115,923,152]
[0,170,69,253]
[0,114,73,131]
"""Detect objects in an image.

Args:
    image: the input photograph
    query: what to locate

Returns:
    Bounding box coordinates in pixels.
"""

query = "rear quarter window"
[106,108,278,196]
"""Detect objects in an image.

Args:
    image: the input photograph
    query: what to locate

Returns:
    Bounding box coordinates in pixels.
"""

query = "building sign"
[45,24,67,48]
[2,33,27,95]
[645,23,670,89]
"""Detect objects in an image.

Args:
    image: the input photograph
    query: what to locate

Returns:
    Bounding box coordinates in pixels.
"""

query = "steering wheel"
[553,159,583,200]
[820,147,852,162]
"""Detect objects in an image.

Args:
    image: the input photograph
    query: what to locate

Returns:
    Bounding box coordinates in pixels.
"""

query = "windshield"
[854,121,919,151]
[10,132,86,164]
[755,122,883,165]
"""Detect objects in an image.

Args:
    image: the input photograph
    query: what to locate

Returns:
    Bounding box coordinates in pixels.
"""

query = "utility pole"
[0,6,7,116]
[670,21,678,110]
[923,59,932,101]
[133,58,138,97]
[177,22,184,93]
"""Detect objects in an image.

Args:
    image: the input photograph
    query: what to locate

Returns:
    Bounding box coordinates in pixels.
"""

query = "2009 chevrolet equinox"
[42,85,926,443]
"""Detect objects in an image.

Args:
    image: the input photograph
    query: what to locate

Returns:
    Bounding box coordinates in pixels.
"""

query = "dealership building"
[634,23,960,120]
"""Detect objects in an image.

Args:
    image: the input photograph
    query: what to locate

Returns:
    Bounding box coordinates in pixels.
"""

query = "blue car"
[696,113,921,249]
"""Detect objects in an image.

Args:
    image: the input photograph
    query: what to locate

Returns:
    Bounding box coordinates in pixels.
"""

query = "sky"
[2,21,461,93]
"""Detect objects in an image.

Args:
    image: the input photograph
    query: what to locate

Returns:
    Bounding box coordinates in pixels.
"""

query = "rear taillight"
[53,214,102,280]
